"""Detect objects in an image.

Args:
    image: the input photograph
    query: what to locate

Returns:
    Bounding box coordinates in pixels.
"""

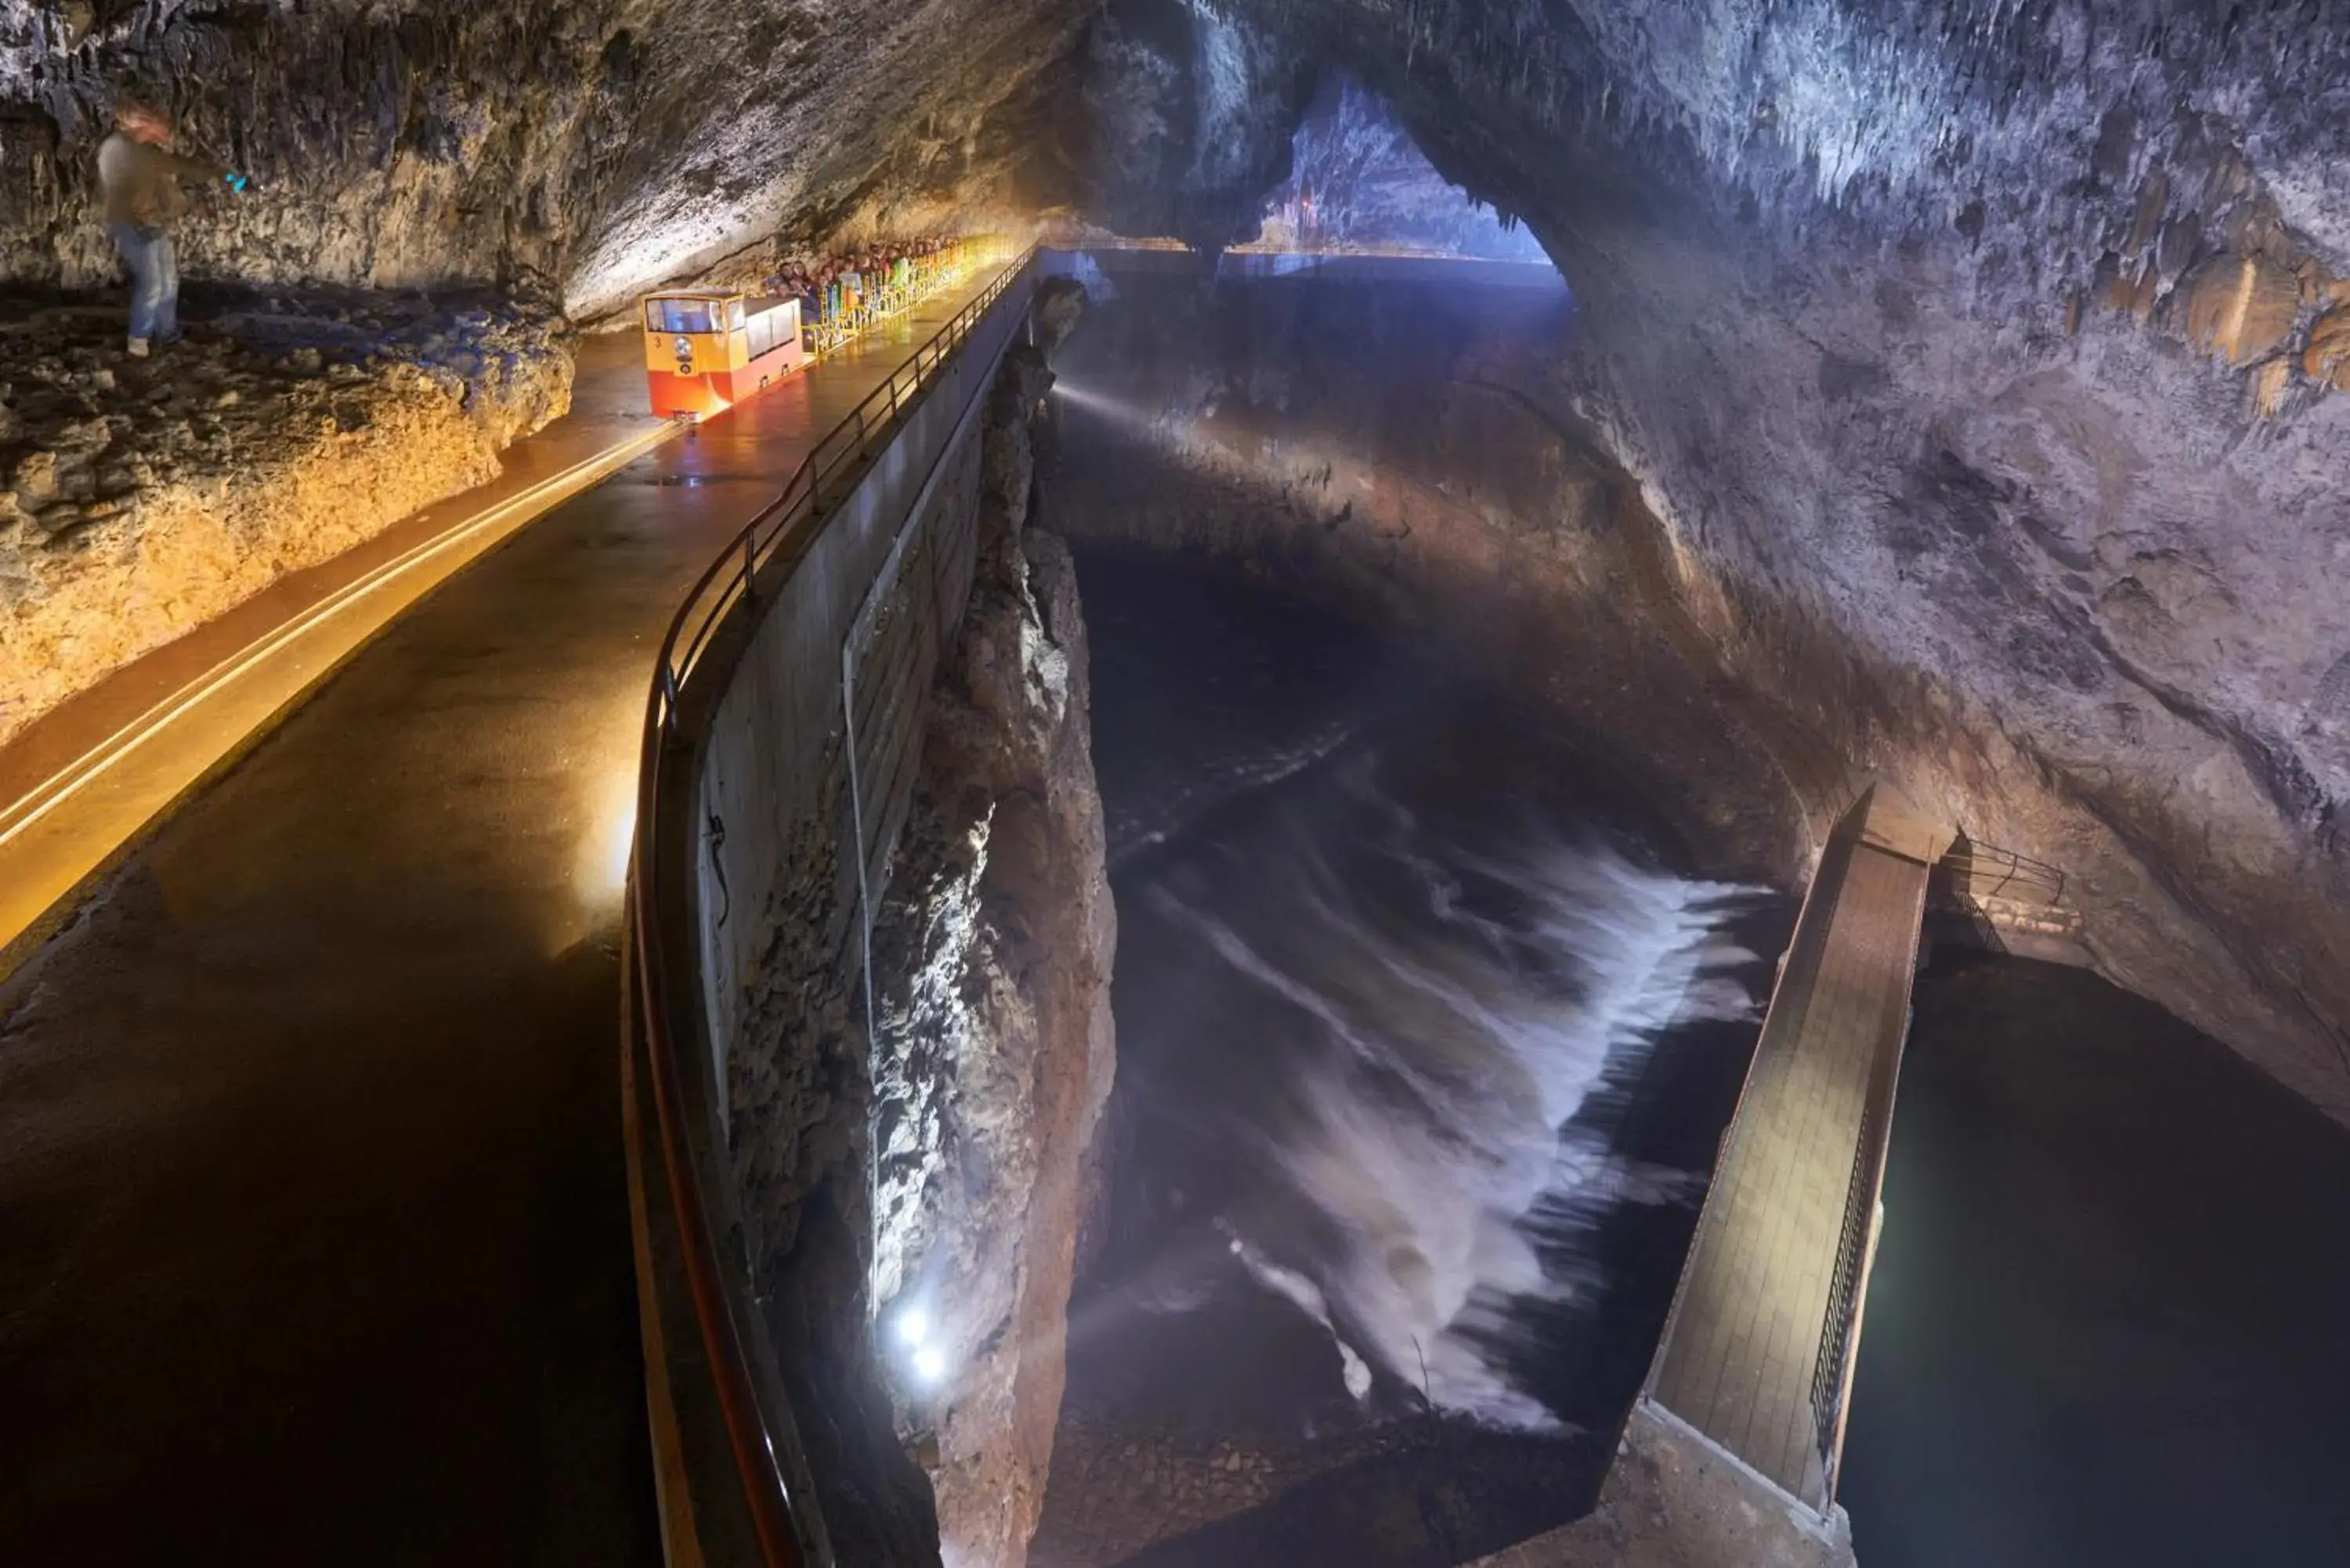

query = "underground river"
[1842,952,2350,1568]
[1032,540,2350,1568]
[1034,548,1786,1566]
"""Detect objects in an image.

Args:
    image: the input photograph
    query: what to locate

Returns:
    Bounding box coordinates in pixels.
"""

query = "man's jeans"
[110,222,178,343]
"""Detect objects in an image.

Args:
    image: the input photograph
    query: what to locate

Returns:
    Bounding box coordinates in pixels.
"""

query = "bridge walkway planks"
[1646,784,1946,1509]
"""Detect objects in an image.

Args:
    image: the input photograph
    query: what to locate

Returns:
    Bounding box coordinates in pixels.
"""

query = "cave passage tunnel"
[5,2,2350,1566]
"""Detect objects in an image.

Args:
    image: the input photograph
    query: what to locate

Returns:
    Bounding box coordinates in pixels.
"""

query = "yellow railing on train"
[801,240,1010,361]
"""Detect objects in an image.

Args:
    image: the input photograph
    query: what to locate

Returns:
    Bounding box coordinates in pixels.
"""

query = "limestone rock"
[0,290,569,742]
[2253,356,2291,419]
[2303,306,2350,390]
[887,366,1115,1568]
[2181,251,2299,367]
[0,0,1088,317]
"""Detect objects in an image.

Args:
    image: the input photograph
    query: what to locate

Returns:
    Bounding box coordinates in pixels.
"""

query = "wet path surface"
[0,332,668,961]
[0,276,998,1566]
[1842,952,2350,1568]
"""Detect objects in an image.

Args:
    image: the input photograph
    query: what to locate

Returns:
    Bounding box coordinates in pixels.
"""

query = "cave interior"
[7,0,2350,1565]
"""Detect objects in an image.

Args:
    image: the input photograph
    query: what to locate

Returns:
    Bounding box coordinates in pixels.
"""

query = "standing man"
[98,98,246,358]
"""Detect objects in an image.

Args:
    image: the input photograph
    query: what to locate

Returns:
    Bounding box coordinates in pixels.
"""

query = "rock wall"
[1029,0,2350,1122]
[871,508,1115,1568]
[0,0,1086,316]
[716,331,1113,1568]
[1042,251,2350,1124]
[0,290,569,744]
[1043,265,1819,879]
[1039,0,1313,253]
[1355,0,2350,1122]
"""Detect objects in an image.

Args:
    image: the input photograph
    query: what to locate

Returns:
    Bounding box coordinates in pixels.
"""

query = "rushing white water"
[1144,750,1759,1430]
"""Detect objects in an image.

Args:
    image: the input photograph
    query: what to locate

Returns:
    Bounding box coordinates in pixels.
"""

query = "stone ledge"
[1466,1401,1856,1568]
[0,287,570,745]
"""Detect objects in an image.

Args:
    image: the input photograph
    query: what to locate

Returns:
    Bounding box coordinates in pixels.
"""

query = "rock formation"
[1031,0,2350,1122]
[0,287,567,742]
[1253,78,1550,261]
[1041,264,1828,879]
[0,0,1086,316]
[1039,0,1313,254]
[716,329,1112,1568]
[868,338,1116,1568]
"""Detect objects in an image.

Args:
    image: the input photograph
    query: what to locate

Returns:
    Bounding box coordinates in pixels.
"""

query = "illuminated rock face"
[716,337,1112,1568]
[863,337,1114,1568]
[0,294,569,744]
[1050,0,1312,251]
[1061,0,2350,1122]
[1256,78,1551,262]
[868,515,1115,1568]
[0,0,1081,316]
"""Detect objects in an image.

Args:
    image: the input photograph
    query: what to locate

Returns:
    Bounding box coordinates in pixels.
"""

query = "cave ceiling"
[9,0,2350,1105]
[0,0,1091,314]
[10,1,2346,323]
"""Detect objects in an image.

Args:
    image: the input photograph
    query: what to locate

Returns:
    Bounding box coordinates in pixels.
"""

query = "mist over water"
[1140,746,1759,1428]
[1072,549,1778,1454]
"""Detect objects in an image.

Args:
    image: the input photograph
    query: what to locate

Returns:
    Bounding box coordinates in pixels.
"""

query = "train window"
[729,298,747,331]
[646,298,719,334]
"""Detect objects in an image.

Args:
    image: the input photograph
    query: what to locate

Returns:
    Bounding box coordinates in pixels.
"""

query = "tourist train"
[638,290,804,420]
[637,239,978,419]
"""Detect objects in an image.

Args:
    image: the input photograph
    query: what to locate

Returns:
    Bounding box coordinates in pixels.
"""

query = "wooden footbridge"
[1643,785,1952,1513]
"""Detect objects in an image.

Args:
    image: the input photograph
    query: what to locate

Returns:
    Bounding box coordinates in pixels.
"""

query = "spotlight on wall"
[891,1302,953,1389]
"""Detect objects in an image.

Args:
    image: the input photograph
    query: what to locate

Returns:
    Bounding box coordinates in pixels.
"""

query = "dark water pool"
[1842,952,2350,1567]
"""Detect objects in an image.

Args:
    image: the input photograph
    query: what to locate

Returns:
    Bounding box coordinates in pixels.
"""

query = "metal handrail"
[1810,1079,1885,1493]
[623,244,1037,1566]
[1939,837,2068,905]
[656,247,1031,716]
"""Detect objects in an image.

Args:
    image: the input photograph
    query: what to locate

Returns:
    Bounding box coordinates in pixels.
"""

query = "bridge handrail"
[622,245,1037,1567]
[1938,836,2069,905]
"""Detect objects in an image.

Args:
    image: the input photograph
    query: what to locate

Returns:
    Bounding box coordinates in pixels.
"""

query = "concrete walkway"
[0,269,1006,1566]
[1647,786,1946,1509]
[0,332,672,970]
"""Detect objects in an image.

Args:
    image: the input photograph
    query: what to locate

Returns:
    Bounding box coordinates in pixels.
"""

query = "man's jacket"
[98,133,220,228]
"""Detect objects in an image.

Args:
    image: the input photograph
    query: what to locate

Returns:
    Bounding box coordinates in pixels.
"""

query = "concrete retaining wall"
[686,271,1032,1122]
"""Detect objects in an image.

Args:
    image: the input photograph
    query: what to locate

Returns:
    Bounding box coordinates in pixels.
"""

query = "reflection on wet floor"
[0,274,1007,1568]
